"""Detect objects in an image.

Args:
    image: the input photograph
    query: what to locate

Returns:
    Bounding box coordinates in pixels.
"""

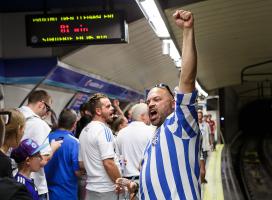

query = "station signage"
[25,11,128,47]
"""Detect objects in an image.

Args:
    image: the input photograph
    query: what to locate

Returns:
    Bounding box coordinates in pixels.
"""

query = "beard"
[101,112,113,124]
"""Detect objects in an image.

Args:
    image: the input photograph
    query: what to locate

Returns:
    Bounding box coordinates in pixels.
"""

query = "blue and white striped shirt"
[140,91,200,200]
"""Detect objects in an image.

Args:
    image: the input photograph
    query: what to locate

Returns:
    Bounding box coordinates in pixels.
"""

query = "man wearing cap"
[11,139,51,200]
[19,90,62,200]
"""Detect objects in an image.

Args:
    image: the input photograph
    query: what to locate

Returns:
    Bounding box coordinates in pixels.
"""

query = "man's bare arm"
[103,158,121,183]
[173,10,197,93]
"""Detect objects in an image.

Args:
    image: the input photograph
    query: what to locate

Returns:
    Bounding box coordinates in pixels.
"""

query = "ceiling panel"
[165,0,272,91]
[62,18,179,93]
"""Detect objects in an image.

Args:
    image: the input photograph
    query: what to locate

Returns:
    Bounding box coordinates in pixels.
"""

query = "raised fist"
[113,99,120,108]
[173,10,194,29]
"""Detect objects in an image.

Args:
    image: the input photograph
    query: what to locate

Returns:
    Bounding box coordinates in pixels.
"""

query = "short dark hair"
[58,109,77,130]
[87,93,108,116]
[79,102,91,112]
[28,90,51,104]
[111,116,126,134]
[0,117,4,147]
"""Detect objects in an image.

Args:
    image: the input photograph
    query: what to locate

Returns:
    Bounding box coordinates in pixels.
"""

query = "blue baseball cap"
[11,139,49,163]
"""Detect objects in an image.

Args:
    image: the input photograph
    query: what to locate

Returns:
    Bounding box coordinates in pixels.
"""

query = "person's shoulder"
[67,134,79,143]
[175,90,198,105]
[0,151,10,161]
[0,177,33,200]
[146,124,156,132]
[118,124,130,134]
[0,154,11,167]
[0,152,12,175]
[15,173,26,185]
[92,121,110,132]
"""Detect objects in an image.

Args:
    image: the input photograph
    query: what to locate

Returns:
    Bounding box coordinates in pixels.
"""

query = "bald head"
[146,87,175,127]
[131,103,150,125]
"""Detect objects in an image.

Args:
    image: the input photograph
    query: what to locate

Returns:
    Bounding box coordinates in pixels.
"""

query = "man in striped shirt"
[140,10,200,200]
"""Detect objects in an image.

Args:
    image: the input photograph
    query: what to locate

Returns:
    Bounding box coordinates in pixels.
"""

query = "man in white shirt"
[198,109,211,184]
[116,103,154,180]
[20,90,61,200]
[79,93,121,200]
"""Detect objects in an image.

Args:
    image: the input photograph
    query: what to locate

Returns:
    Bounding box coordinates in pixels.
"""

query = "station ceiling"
[1,0,272,98]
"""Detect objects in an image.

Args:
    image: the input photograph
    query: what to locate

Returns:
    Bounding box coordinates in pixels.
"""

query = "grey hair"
[131,103,148,121]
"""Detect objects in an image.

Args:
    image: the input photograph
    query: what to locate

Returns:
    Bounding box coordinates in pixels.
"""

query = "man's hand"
[113,99,120,108]
[173,10,194,29]
[50,139,63,152]
[115,178,138,194]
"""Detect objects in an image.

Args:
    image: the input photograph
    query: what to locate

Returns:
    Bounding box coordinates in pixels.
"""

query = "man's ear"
[95,107,102,116]
[37,101,43,109]
[171,99,175,109]
[26,157,31,165]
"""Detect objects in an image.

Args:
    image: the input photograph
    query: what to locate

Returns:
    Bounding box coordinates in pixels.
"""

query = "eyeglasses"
[41,101,51,113]
[0,111,11,125]
[154,83,174,98]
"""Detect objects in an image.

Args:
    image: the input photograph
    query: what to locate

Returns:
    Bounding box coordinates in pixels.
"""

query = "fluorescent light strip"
[162,39,182,67]
[136,0,182,66]
[137,0,207,97]
[136,0,170,38]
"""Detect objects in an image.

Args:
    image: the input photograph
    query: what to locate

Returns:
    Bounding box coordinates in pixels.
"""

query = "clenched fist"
[173,10,194,29]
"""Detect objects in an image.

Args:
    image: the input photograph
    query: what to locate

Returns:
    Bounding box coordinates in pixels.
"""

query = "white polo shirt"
[19,106,51,195]
[79,121,118,192]
[116,121,154,177]
[199,121,211,152]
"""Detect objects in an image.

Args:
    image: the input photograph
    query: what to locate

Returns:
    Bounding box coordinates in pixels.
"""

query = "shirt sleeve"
[96,126,115,160]
[173,90,199,139]
[71,140,80,172]
[78,141,82,162]
[22,118,52,154]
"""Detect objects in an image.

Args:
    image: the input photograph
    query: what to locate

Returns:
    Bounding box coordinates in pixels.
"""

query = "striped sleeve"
[174,90,199,139]
[97,125,115,160]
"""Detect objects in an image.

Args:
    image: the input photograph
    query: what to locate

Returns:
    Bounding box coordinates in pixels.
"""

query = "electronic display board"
[25,11,128,47]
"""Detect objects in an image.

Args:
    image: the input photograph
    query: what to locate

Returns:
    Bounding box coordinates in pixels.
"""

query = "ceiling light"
[136,0,170,38]
[136,0,182,67]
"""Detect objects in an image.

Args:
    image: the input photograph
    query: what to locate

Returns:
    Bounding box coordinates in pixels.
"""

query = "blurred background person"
[110,116,128,136]
[19,90,62,199]
[45,109,81,200]
[124,104,134,124]
[75,102,92,139]
[207,113,216,151]
[116,103,154,199]
[0,112,32,200]
[0,109,25,178]
[11,139,49,200]
[198,109,210,184]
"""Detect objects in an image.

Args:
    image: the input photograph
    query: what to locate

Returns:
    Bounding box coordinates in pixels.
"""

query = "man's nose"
[148,100,155,108]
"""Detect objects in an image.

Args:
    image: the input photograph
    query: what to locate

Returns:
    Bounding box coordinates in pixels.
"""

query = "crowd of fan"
[0,9,217,200]
[0,89,216,200]
[0,90,157,200]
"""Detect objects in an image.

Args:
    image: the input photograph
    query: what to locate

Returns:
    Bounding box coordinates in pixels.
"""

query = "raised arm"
[173,10,197,93]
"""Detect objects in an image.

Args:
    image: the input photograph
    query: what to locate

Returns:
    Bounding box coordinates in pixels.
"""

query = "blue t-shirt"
[15,173,39,200]
[45,129,80,200]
